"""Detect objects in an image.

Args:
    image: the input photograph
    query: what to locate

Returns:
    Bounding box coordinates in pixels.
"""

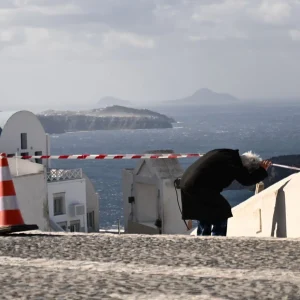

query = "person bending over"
[180,148,272,236]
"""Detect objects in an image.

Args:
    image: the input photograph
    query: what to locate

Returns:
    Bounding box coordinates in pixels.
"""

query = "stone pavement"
[0,231,299,299]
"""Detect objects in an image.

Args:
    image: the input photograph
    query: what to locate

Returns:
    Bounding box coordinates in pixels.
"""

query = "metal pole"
[118,219,120,234]
[15,152,19,176]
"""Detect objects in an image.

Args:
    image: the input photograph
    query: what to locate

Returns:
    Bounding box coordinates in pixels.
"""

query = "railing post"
[255,181,264,194]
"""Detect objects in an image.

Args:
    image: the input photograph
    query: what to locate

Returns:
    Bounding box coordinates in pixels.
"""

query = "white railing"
[47,168,83,182]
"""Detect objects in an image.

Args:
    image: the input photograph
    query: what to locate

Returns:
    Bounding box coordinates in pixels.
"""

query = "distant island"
[97,88,300,109]
[98,88,241,109]
[163,88,239,106]
[36,105,176,134]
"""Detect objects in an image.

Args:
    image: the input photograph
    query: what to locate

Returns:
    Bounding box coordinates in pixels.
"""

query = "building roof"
[0,111,19,131]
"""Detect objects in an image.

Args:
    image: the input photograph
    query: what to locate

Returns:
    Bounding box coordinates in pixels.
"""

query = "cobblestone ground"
[0,231,299,299]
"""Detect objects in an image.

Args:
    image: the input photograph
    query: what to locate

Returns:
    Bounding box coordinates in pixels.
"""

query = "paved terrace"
[0,232,300,299]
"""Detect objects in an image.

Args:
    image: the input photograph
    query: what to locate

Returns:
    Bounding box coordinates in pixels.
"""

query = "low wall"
[227,172,300,238]
[13,173,49,231]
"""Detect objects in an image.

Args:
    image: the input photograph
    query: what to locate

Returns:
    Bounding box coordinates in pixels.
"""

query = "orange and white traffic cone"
[0,153,38,234]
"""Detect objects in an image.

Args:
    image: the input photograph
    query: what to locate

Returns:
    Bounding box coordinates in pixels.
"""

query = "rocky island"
[37,105,175,134]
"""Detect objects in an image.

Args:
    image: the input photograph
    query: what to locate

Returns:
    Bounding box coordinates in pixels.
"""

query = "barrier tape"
[1,153,300,171]
[271,163,300,172]
[9,153,204,160]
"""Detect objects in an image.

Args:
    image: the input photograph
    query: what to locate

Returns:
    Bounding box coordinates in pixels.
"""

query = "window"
[7,154,15,158]
[87,211,95,230]
[35,151,43,164]
[53,193,66,216]
[57,222,67,231]
[69,220,81,232]
[20,133,27,150]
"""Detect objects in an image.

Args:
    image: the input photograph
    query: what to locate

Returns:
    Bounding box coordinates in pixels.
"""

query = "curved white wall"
[0,111,49,167]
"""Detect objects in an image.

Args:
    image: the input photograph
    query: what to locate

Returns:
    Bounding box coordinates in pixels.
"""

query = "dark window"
[7,154,15,158]
[20,152,29,158]
[20,133,27,149]
[35,151,43,164]
[69,220,80,232]
[53,193,66,216]
[87,211,95,230]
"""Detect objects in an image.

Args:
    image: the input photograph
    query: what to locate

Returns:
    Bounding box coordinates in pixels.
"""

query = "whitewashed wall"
[83,173,99,232]
[122,169,134,232]
[48,179,87,232]
[161,179,190,235]
[0,111,49,167]
[227,172,300,238]
[8,158,49,231]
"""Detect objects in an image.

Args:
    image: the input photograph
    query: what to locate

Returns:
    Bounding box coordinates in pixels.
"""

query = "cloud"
[0,0,160,61]
[0,0,300,108]
[253,0,292,24]
[0,29,15,42]
[289,29,300,41]
[192,0,248,23]
[0,27,25,50]
[102,31,155,50]
[0,0,299,52]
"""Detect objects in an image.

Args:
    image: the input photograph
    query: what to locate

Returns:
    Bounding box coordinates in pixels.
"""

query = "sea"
[49,103,300,229]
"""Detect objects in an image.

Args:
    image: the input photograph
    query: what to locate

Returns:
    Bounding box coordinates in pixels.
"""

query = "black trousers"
[197,219,228,236]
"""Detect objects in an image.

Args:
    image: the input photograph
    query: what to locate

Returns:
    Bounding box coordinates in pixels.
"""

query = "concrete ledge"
[228,172,300,238]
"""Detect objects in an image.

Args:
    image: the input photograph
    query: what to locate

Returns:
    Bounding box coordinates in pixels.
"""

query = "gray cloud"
[0,0,300,110]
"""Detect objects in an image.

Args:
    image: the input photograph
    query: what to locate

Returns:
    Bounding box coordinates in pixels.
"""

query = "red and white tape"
[1,152,299,171]
[271,163,300,171]
[10,153,204,160]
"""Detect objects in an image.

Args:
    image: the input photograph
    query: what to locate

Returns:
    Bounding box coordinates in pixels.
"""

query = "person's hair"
[240,151,262,171]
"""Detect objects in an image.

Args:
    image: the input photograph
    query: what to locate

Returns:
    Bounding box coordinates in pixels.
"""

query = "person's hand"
[260,160,272,170]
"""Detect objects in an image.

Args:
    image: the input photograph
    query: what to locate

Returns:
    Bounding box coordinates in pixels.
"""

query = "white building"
[0,110,50,168]
[122,151,190,235]
[0,110,99,233]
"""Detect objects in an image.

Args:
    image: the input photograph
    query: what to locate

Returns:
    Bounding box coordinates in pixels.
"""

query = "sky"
[1,0,300,111]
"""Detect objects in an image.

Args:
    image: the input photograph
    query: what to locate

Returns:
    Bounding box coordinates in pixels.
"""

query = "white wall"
[161,179,190,234]
[83,172,99,232]
[122,169,134,232]
[7,158,49,231]
[9,157,44,176]
[227,173,300,238]
[135,182,158,223]
[0,111,48,167]
[122,169,192,235]
[48,179,87,232]
[13,174,49,231]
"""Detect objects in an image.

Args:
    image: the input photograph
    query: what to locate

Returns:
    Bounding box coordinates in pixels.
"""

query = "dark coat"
[180,149,268,222]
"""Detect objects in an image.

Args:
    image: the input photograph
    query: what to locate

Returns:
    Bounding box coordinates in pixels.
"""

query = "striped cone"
[0,153,38,234]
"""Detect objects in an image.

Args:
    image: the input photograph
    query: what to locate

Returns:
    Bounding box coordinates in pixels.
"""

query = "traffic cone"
[0,153,38,234]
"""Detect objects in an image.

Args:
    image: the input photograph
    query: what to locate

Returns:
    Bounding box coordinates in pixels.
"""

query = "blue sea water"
[49,104,300,229]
